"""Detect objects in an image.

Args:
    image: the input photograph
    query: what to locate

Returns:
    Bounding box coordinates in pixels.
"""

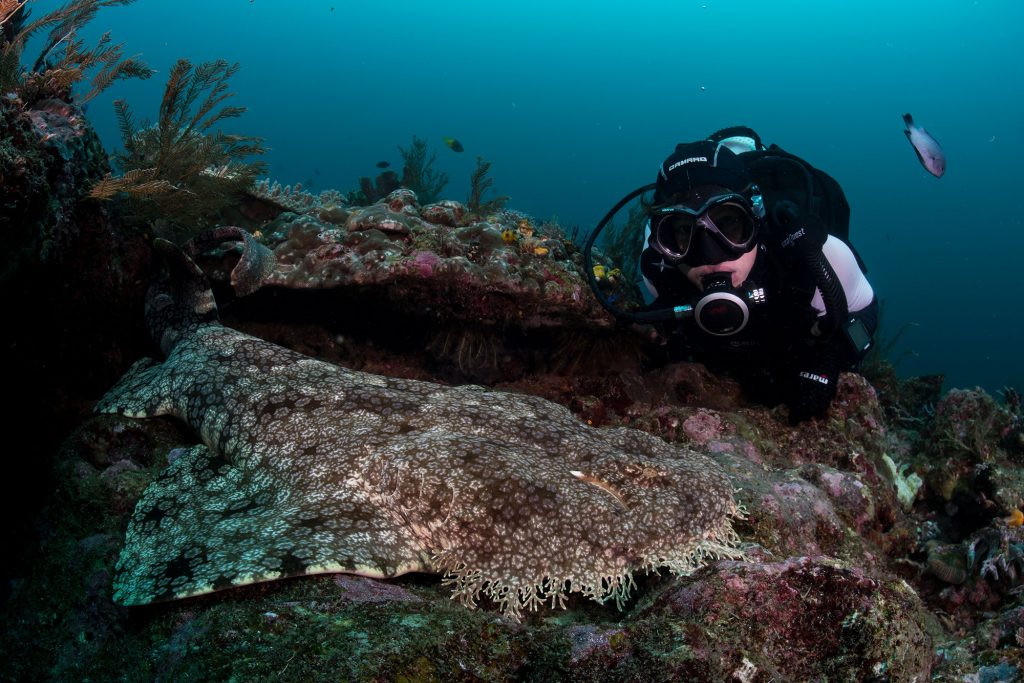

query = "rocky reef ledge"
[3,98,1024,682]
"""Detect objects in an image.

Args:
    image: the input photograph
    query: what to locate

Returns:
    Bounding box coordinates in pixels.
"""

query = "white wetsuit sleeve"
[810,236,874,315]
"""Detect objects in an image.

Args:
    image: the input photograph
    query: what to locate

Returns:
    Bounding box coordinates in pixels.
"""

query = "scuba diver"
[585,127,877,424]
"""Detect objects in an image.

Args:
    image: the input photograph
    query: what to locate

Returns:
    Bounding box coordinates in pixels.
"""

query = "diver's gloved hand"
[787,351,840,425]
[771,201,829,261]
[787,369,837,425]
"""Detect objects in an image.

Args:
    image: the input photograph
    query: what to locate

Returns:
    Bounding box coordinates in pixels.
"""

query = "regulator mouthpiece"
[694,272,750,336]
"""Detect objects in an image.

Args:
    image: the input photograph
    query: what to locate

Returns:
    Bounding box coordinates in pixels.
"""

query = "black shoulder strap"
[740,145,867,273]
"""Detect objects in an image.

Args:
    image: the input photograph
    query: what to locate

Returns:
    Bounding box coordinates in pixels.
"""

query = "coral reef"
[0,0,151,280]
[12,233,1024,680]
[0,93,50,280]
[637,557,934,681]
[9,52,1024,681]
[0,91,154,683]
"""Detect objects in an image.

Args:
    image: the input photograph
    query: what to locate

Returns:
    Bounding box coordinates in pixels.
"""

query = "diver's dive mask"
[649,191,762,266]
[583,183,769,335]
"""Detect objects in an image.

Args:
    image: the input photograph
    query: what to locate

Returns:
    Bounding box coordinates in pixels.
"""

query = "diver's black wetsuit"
[639,235,878,406]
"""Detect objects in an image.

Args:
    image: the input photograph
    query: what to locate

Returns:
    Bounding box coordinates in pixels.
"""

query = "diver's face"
[680,246,757,290]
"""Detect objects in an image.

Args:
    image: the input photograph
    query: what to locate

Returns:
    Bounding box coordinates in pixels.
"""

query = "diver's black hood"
[654,140,752,206]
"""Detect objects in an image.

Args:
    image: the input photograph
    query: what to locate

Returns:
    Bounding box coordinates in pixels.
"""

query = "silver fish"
[903,113,946,177]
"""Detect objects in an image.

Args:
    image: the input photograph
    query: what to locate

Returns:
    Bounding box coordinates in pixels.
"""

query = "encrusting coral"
[245,178,346,218]
[95,238,742,619]
[245,189,612,335]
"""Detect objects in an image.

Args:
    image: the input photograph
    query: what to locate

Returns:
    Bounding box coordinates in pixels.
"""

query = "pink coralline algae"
[642,557,934,681]
[682,408,726,446]
[917,386,1024,517]
[411,250,440,276]
[930,387,1017,462]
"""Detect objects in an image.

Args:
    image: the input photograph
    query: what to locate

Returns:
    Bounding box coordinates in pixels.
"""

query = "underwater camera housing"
[693,271,765,336]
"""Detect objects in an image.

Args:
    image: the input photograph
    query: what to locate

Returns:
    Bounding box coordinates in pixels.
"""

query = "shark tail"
[145,238,220,356]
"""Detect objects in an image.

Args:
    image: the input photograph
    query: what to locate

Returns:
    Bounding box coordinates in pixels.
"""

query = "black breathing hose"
[765,159,849,339]
[583,183,675,324]
[805,249,848,337]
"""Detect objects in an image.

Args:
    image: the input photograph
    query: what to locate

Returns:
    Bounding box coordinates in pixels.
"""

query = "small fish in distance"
[375,160,390,168]
[903,113,945,178]
[443,136,464,152]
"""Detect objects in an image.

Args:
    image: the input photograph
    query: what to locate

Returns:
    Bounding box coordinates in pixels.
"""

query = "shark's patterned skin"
[98,238,741,617]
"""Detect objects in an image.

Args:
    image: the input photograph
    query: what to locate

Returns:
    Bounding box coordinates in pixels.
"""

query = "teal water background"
[30,0,1024,394]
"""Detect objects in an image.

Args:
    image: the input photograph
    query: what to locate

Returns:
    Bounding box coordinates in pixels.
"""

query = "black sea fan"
[89,58,267,238]
[0,0,151,104]
[466,156,508,218]
[398,135,448,204]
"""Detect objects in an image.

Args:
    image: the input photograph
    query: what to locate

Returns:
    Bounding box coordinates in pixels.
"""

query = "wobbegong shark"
[97,232,741,618]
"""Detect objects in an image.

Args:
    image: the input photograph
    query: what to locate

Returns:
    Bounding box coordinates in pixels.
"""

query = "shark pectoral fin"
[182,226,276,297]
[232,229,276,296]
[113,443,429,606]
[93,357,178,419]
